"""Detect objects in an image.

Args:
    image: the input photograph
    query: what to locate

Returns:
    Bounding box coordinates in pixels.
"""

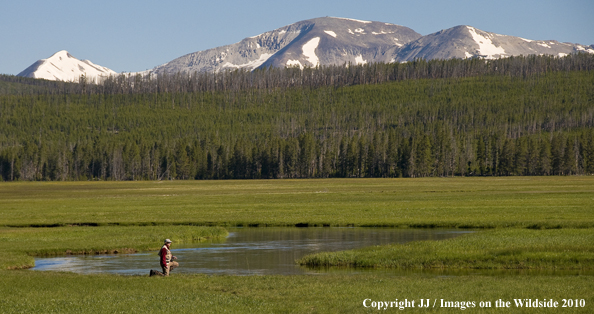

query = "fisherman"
[150,239,179,276]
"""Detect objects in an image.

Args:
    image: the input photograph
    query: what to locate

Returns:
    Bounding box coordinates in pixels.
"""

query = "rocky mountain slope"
[151,17,421,74]
[148,17,593,75]
[393,25,593,61]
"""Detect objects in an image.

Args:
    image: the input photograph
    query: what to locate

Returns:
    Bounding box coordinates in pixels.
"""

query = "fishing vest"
[159,244,172,264]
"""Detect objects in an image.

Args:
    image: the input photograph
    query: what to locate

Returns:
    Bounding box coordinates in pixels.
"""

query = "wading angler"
[150,239,179,276]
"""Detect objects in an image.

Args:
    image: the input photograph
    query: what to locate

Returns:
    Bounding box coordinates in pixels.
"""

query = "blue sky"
[1,0,593,75]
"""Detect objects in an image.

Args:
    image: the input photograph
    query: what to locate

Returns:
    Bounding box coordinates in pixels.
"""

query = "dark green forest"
[1,54,593,181]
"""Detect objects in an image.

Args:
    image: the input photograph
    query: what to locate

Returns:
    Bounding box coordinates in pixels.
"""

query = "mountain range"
[18,17,594,81]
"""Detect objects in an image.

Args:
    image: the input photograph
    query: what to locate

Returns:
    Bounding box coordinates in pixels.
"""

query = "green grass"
[1,177,593,313]
[0,226,228,270]
[298,228,594,270]
[1,271,593,313]
[1,177,593,228]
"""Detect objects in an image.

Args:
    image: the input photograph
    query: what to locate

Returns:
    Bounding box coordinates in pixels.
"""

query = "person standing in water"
[159,239,178,276]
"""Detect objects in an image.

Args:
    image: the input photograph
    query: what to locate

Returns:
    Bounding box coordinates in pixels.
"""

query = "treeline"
[2,128,593,181]
[0,75,75,95]
[1,56,593,181]
[2,53,594,96]
[99,53,594,95]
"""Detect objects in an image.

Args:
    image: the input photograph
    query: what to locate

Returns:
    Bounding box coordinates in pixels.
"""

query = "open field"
[1,177,594,228]
[1,177,593,312]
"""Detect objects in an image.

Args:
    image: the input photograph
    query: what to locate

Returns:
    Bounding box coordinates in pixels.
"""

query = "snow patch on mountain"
[303,37,320,67]
[467,26,506,59]
[576,45,594,53]
[286,59,304,69]
[331,17,371,24]
[355,55,367,65]
[222,53,273,70]
[372,31,395,35]
[324,30,337,38]
[538,42,551,48]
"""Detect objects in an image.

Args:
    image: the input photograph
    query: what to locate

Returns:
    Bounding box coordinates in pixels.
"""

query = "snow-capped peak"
[18,50,117,82]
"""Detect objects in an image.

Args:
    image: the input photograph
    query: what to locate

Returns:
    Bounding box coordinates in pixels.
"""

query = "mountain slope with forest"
[2,54,594,181]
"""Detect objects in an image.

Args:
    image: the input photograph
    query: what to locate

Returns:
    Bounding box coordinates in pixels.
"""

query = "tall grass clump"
[299,228,594,270]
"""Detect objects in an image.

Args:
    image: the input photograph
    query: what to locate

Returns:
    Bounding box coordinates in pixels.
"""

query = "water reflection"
[33,227,469,275]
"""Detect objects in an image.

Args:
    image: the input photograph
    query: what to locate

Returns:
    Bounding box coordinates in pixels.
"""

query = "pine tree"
[562,136,577,175]
[538,137,552,175]
[476,136,486,176]
[551,134,564,175]
[526,138,539,176]
[385,131,399,177]
[514,138,528,176]
[416,134,433,177]
[582,130,594,174]
[498,139,515,176]
[346,137,358,177]
[175,143,190,180]
[399,137,413,177]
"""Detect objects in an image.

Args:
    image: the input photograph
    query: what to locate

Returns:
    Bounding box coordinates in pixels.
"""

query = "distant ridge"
[145,17,593,76]
[17,17,594,80]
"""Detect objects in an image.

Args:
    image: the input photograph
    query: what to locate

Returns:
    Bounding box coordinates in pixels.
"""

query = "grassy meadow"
[1,176,593,228]
[1,271,593,313]
[1,177,593,312]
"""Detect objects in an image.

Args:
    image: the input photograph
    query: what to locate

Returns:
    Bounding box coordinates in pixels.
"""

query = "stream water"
[32,227,471,275]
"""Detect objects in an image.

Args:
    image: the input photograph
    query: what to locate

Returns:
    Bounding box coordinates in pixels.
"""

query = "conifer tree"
[562,136,577,175]
[538,137,552,175]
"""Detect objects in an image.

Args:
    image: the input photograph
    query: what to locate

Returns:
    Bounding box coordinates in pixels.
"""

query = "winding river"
[32,227,469,275]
